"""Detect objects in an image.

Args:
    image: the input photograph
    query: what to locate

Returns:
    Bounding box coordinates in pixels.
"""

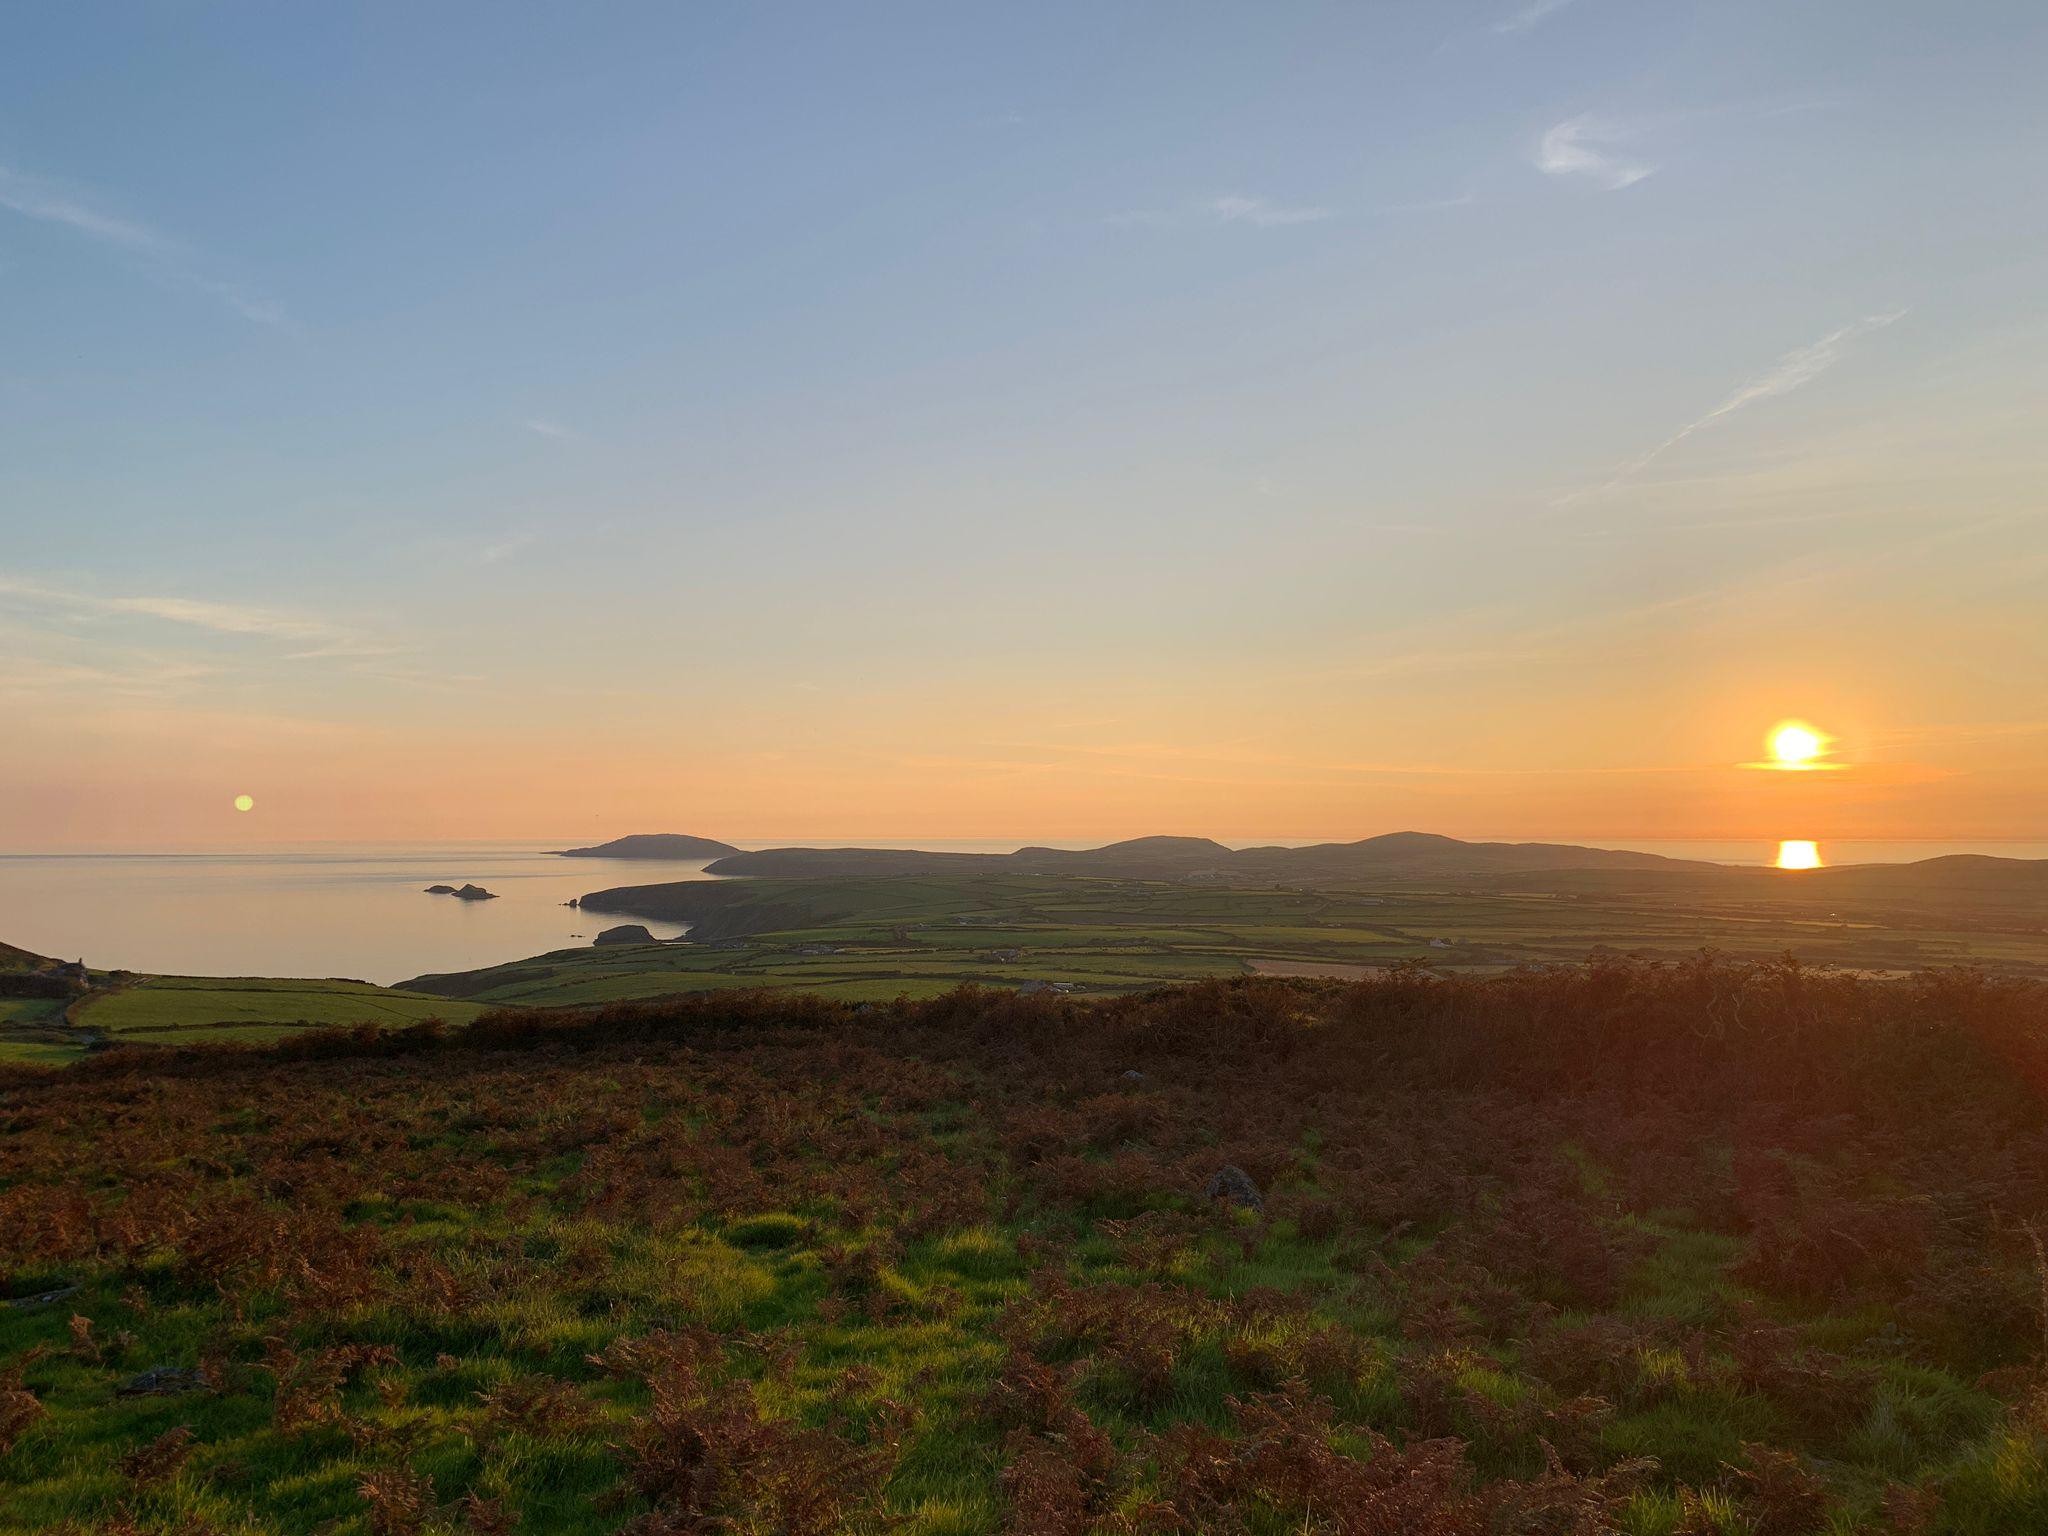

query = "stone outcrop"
[1201,1164,1264,1211]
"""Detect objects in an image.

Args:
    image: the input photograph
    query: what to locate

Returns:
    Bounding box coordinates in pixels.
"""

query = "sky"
[3,1,2046,849]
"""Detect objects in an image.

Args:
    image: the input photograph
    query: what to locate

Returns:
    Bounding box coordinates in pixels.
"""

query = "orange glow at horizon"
[1775,839,1822,870]
[7,673,2046,850]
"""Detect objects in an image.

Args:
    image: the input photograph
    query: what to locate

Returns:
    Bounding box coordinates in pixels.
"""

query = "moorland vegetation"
[5,958,2048,1532]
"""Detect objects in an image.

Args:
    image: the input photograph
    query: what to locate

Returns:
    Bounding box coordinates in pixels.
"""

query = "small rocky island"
[424,884,498,901]
[592,924,656,946]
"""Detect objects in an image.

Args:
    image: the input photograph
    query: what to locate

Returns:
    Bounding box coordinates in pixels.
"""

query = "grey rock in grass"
[4,1283,79,1309]
[1202,1164,1264,1211]
[117,1365,212,1397]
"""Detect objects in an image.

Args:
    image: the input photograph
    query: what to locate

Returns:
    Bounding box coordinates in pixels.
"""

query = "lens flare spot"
[233,794,255,813]
[1775,839,1821,870]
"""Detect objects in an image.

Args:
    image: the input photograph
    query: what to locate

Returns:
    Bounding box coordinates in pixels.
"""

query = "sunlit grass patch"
[1844,1363,1997,1474]
[610,1230,785,1326]
[911,1226,1023,1285]
[1605,1394,1779,1484]
[1938,1403,2048,1534]
[1620,1219,1743,1325]
[0,1038,82,1066]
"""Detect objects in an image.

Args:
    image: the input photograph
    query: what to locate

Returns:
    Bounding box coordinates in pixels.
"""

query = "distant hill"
[572,878,898,942]
[702,831,1715,881]
[1809,854,2048,895]
[0,939,51,971]
[1021,835,1234,865]
[1226,832,1716,879]
[557,833,743,860]
[571,833,1731,936]
[694,847,993,878]
[1465,856,2048,935]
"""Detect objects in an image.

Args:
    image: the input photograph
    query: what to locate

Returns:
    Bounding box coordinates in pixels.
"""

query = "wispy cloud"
[1108,195,1334,230]
[0,163,169,252]
[523,418,583,442]
[1496,0,1580,35]
[111,595,336,641]
[0,159,288,327]
[1535,115,1655,190]
[0,645,218,704]
[1207,195,1332,228]
[1686,312,1906,428]
[1372,192,1476,214]
[201,281,292,328]
[0,573,367,652]
[1564,311,1907,501]
[480,528,543,564]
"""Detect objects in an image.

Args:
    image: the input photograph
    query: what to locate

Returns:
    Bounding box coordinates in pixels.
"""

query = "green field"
[0,998,77,1067]
[1,978,490,1067]
[404,869,2048,1009]
[9,864,2048,1066]
[0,999,66,1025]
[0,1037,79,1067]
[75,977,491,1036]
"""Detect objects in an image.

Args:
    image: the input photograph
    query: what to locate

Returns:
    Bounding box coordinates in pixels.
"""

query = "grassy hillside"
[0,944,83,1065]
[72,977,491,1044]
[0,999,73,1066]
[4,963,2048,1532]
[412,938,1244,1008]
[0,974,491,1067]
[422,870,2048,1009]
[695,832,1717,880]
[0,941,51,972]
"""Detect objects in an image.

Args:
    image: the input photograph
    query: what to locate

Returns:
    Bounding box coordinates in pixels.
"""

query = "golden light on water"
[1775,839,1822,870]
[233,794,255,813]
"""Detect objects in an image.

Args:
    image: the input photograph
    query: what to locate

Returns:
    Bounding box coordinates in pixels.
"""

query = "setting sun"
[233,794,255,813]
[1775,839,1823,870]
[1768,721,1827,768]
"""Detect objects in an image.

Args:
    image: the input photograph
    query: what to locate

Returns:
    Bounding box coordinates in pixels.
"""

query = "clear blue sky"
[4,3,2046,846]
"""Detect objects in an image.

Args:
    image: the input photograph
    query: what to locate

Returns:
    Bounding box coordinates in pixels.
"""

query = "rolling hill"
[556,832,743,859]
[0,939,53,971]
[700,830,1717,881]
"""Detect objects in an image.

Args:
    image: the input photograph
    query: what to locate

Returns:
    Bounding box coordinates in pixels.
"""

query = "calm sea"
[2,838,2042,988]
[0,844,718,987]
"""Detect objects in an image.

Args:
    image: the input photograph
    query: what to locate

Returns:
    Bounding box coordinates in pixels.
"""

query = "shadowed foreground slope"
[4,962,2048,1533]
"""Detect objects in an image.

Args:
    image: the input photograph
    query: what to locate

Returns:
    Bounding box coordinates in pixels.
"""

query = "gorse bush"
[2,958,2047,1532]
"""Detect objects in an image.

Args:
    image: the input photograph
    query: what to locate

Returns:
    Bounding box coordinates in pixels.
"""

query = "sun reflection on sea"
[1775,839,1822,870]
